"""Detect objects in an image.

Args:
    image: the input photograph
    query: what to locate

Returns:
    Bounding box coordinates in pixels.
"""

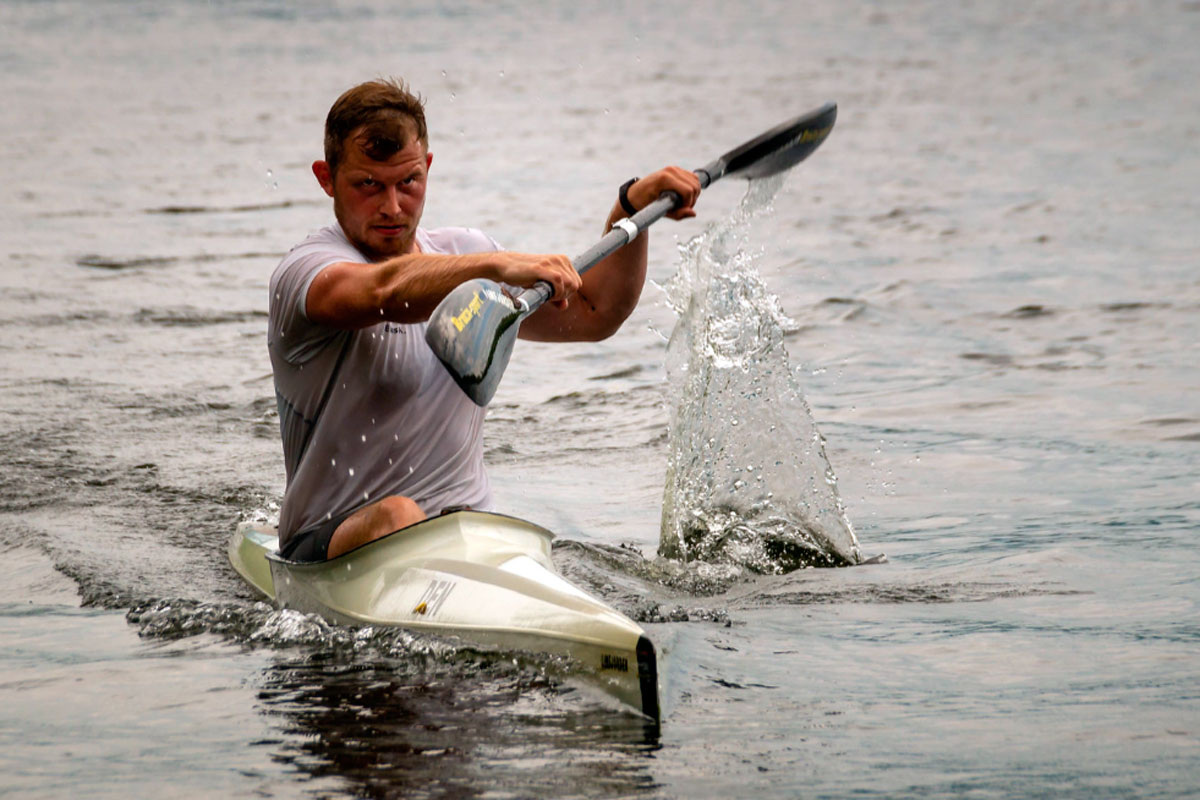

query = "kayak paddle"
[425,102,837,406]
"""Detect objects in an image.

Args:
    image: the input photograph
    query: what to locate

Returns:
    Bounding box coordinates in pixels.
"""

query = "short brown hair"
[324,78,428,174]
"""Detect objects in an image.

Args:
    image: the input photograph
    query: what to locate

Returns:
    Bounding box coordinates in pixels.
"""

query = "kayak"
[227,509,660,721]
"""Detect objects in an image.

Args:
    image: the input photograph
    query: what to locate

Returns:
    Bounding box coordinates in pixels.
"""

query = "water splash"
[659,176,861,572]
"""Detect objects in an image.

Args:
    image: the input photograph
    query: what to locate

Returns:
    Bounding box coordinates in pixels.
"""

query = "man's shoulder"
[419,227,502,255]
[283,225,359,261]
[271,225,361,284]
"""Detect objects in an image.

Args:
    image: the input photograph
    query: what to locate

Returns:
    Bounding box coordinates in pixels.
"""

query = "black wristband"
[618,177,639,216]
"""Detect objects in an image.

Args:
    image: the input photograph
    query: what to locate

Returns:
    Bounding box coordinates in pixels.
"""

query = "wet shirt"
[268,224,500,544]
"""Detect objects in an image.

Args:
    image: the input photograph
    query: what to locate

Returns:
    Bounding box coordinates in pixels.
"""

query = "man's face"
[313,132,432,262]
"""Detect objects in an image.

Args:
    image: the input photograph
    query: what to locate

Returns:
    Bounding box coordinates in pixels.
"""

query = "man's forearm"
[307,250,579,330]
[307,252,504,329]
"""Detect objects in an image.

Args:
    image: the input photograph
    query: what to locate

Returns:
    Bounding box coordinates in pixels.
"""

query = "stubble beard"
[333,198,417,264]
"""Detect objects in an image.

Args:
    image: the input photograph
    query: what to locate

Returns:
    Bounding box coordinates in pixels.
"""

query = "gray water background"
[2,1,1198,797]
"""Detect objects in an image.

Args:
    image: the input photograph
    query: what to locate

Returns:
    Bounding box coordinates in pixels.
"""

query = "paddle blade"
[424,278,524,406]
[719,102,837,181]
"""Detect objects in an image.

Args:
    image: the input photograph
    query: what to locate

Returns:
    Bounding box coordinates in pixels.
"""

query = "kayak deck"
[227,510,659,721]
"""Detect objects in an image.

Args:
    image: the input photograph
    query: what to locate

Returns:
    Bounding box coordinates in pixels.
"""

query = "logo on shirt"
[383,324,406,335]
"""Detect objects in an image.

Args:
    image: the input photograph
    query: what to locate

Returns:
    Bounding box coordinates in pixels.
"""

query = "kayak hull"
[227,510,659,721]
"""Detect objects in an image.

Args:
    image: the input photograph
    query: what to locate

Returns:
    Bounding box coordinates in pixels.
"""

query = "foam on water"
[659,176,861,572]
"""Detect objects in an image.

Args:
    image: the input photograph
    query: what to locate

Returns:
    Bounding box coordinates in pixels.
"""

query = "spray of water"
[659,175,861,572]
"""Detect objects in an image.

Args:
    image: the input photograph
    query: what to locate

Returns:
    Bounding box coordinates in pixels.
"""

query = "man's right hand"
[493,252,582,310]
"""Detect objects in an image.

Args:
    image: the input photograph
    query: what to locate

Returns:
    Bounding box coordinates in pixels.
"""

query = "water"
[3,1,1199,797]
[660,174,862,571]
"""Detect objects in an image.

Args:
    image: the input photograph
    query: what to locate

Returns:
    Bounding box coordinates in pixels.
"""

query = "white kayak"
[228,509,659,721]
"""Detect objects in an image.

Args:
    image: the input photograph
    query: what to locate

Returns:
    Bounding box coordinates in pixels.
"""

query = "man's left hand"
[624,167,702,220]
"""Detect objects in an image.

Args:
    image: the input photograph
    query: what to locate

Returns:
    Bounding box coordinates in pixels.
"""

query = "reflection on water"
[255,654,662,799]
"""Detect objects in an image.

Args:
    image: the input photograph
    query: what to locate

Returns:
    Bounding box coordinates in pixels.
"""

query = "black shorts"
[277,508,355,563]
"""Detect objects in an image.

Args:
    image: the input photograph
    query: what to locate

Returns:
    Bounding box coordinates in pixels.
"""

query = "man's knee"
[377,495,425,531]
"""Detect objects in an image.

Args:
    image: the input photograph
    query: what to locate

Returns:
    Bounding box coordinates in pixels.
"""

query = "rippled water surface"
[3,1,1198,798]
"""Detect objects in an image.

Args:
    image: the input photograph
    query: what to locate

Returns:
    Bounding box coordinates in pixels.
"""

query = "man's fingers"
[638,167,701,219]
[542,255,579,301]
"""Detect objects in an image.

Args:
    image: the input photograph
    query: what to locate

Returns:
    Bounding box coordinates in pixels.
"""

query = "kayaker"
[269,78,701,561]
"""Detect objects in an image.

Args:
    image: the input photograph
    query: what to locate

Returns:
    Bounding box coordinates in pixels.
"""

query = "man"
[269,78,701,561]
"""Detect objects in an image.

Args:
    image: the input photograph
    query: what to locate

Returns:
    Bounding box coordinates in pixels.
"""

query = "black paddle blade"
[716,102,837,182]
[424,278,524,406]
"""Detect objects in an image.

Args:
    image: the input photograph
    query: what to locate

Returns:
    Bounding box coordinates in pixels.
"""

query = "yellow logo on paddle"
[797,126,832,144]
[451,292,483,332]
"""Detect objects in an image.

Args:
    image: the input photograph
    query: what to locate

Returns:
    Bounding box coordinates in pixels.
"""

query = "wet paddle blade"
[424,279,524,405]
[711,102,837,182]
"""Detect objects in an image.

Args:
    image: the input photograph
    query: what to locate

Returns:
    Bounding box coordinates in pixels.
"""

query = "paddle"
[425,102,838,406]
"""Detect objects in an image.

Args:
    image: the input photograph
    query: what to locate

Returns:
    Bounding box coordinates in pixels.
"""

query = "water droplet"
[498,69,505,78]
[331,458,337,466]
[363,491,370,500]
[348,467,355,476]
[361,435,367,443]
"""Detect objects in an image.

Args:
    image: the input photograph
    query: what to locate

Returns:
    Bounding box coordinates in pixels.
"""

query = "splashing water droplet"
[659,175,860,572]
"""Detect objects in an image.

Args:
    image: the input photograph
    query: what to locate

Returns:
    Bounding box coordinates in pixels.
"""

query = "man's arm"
[306,250,582,330]
[518,167,701,343]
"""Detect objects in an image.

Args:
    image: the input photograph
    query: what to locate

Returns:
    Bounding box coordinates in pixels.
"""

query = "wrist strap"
[618,177,639,216]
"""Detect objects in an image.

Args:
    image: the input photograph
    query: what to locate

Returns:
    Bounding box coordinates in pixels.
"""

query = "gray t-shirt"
[268,224,500,544]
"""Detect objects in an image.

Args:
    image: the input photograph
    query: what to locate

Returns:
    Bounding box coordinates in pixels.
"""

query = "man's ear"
[312,161,334,197]
[426,151,433,172]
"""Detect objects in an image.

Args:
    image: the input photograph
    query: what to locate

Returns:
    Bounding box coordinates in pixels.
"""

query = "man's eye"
[361,178,377,188]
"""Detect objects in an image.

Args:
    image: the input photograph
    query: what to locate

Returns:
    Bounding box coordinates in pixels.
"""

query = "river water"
[2,1,1198,797]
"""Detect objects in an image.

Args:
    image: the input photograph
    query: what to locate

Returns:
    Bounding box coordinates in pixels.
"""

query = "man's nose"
[382,186,401,216]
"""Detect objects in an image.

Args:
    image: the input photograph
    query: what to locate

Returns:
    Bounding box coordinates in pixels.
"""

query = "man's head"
[313,79,433,261]
[323,79,428,175]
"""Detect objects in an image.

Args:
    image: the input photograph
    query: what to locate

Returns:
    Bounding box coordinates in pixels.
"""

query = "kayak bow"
[228,509,660,721]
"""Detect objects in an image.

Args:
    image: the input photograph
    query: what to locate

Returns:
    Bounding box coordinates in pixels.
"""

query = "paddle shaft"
[513,162,721,314]
[424,102,836,406]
